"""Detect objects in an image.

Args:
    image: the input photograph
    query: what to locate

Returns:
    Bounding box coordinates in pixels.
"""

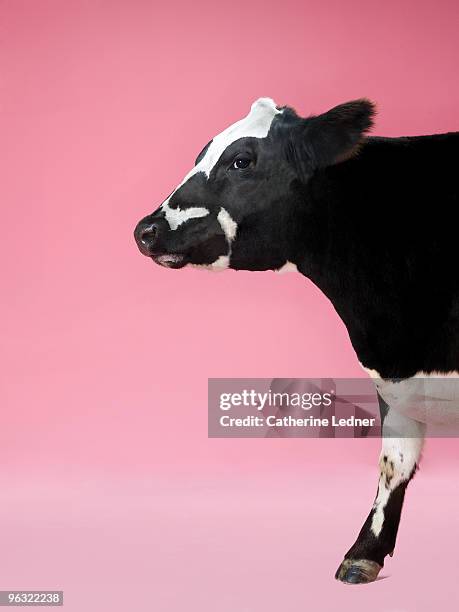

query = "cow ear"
[287,99,376,180]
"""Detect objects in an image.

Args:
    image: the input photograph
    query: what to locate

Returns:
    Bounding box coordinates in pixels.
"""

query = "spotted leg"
[335,394,425,584]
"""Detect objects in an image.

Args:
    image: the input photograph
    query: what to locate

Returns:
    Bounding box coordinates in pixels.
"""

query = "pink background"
[2,0,459,610]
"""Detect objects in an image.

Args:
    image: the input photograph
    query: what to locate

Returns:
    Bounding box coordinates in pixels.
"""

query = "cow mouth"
[151,253,187,269]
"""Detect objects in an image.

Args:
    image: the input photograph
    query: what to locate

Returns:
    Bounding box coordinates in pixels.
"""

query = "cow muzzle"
[134,216,187,268]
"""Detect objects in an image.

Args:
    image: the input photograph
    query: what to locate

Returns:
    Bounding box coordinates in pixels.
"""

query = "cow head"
[134,97,374,271]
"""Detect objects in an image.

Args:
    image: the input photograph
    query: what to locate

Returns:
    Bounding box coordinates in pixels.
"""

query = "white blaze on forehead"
[160,97,281,230]
[196,97,282,177]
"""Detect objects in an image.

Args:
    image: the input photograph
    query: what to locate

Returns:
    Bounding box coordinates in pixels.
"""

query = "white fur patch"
[275,261,298,274]
[161,200,209,231]
[217,208,238,242]
[371,411,425,537]
[195,97,281,178]
[360,364,459,425]
[371,486,391,537]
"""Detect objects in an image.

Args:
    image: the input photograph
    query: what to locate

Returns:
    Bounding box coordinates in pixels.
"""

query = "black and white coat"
[135,98,459,584]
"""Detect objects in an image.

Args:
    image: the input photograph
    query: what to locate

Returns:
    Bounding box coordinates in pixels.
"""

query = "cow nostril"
[139,223,158,245]
[134,219,162,255]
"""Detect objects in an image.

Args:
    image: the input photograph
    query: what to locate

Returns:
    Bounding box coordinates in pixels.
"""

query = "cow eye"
[232,157,252,170]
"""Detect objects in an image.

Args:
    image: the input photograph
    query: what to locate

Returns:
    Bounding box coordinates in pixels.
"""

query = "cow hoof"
[335,558,382,584]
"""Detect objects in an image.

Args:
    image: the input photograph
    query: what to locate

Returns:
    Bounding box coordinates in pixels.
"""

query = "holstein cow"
[134,98,459,584]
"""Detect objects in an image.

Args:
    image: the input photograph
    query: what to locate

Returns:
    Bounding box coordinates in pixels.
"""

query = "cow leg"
[335,394,425,584]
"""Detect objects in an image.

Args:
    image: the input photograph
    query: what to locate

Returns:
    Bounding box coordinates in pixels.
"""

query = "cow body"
[134,98,459,584]
[292,133,459,379]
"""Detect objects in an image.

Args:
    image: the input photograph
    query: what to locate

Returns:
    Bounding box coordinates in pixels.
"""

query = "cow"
[134,98,459,584]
